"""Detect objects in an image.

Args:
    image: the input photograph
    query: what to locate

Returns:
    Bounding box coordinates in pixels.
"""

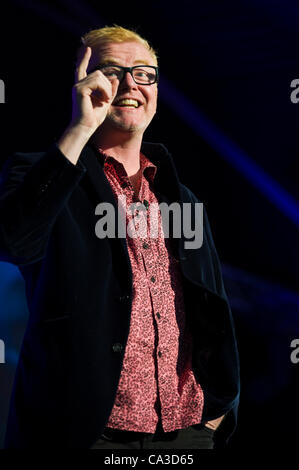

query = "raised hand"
[71,46,118,132]
[57,46,118,164]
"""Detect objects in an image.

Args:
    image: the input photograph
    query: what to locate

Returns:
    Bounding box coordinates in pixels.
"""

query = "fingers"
[73,58,120,112]
[75,46,91,83]
[89,71,112,102]
[90,72,119,104]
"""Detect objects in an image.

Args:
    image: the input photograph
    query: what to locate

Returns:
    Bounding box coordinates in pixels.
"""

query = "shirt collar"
[96,147,157,185]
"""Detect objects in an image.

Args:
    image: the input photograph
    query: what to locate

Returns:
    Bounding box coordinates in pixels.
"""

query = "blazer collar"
[78,141,183,272]
[80,140,182,202]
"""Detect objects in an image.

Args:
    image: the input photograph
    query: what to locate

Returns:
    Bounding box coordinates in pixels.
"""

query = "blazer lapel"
[79,144,131,269]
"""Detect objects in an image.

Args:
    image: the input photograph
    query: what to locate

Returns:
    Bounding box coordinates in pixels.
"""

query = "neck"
[90,127,144,177]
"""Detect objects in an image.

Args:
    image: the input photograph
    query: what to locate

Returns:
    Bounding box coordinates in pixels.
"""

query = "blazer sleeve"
[0,143,87,266]
[181,184,240,446]
[204,205,240,446]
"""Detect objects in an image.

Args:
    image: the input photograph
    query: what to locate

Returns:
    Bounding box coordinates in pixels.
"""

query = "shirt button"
[150,276,156,283]
[143,242,149,249]
[156,312,161,319]
[158,351,162,357]
[112,343,123,353]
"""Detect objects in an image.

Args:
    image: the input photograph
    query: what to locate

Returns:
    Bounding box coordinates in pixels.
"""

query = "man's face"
[87,41,158,135]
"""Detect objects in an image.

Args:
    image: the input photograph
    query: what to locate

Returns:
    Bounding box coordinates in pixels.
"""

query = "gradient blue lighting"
[159,76,299,228]
[11,0,86,34]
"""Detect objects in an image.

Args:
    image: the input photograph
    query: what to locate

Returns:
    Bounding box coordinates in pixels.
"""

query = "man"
[0,26,240,449]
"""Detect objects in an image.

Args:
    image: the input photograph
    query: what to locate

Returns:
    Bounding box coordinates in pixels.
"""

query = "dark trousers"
[90,421,215,449]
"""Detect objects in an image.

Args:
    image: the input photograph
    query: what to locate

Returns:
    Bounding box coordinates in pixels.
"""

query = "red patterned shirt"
[96,148,204,433]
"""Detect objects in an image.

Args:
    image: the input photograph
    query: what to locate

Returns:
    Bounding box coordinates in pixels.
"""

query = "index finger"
[75,46,92,82]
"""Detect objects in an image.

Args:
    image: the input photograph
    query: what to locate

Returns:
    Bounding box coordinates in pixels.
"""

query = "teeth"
[115,99,139,108]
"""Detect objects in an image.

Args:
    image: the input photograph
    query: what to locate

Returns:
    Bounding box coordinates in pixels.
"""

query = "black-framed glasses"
[88,64,159,85]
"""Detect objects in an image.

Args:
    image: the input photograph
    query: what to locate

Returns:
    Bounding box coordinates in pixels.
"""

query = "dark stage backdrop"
[0,0,299,450]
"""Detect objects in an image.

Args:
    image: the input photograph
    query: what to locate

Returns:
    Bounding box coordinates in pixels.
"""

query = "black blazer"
[0,141,240,449]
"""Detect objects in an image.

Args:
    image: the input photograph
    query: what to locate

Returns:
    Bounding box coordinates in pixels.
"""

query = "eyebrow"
[98,58,153,66]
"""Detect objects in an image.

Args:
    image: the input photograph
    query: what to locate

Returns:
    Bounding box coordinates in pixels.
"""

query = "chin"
[109,118,146,133]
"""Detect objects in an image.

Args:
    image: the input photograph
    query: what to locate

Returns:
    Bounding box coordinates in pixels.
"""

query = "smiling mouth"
[113,98,141,108]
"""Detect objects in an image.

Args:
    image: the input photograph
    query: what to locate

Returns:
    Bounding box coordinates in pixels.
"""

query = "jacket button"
[40,180,51,193]
[119,295,130,302]
[112,343,123,353]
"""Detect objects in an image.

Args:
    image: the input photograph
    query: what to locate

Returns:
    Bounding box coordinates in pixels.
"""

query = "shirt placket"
[135,182,178,426]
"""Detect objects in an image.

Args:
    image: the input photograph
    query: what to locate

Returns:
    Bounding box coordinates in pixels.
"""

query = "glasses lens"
[133,66,157,84]
[100,66,123,81]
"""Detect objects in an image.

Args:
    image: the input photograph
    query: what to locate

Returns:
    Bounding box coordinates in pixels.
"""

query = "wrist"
[204,414,226,431]
[65,122,95,141]
[57,124,93,165]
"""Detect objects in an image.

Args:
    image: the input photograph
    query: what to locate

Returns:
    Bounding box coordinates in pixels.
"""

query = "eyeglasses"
[88,64,159,85]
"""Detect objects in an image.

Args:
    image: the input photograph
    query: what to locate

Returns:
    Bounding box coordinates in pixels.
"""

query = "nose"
[119,71,138,89]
